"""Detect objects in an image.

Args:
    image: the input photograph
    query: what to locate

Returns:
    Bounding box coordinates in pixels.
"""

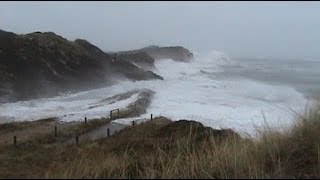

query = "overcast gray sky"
[1,1,320,59]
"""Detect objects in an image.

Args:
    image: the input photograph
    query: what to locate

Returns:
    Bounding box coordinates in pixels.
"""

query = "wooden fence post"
[76,136,79,146]
[151,114,153,120]
[132,121,135,127]
[55,126,57,137]
[85,117,87,124]
[14,136,17,147]
[107,128,110,137]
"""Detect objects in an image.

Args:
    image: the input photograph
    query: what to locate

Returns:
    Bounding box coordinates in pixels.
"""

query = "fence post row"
[12,107,128,147]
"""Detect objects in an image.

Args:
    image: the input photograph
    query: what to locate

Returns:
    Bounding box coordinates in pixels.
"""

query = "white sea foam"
[0,90,140,122]
[0,50,309,136]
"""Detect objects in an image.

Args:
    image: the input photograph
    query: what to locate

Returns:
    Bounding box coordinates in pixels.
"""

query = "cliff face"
[140,45,194,62]
[117,51,155,71]
[114,45,194,72]
[0,30,162,103]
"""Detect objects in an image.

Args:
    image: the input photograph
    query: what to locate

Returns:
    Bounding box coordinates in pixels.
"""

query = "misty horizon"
[1,1,320,60]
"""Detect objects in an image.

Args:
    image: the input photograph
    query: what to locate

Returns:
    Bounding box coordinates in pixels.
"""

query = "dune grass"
[43,103,320,179]
[0,103,320,178]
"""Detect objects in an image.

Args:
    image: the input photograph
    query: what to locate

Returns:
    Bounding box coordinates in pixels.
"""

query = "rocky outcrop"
[114,45,194,72]
[0,30,162,103]
[117,51,155,71]
[140,45,194,62]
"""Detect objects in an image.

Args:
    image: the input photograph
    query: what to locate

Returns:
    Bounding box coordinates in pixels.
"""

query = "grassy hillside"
[0,103,319,178]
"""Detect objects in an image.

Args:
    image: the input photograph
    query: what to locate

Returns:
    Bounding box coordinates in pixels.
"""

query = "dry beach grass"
[0,103,319,178]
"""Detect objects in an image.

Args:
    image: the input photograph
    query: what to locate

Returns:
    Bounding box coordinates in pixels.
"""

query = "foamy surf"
[0,50,309,136]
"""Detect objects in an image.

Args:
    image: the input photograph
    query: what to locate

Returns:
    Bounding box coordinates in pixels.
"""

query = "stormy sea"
[1,50,319,136]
